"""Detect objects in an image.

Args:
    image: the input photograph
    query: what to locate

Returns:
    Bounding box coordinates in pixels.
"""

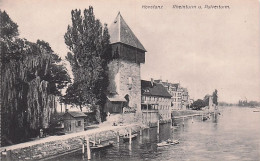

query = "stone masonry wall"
[119,60,141,112]
[107,60,120,94]
[107,59,141,113]
[1,125,143,161]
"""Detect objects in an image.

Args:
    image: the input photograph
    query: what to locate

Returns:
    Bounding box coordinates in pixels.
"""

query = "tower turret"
[105,12,146,114]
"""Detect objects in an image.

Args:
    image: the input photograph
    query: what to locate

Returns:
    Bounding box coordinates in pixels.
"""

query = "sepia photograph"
[0,0,260,160]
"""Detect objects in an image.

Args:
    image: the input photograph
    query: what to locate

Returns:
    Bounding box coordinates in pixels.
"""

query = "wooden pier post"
[94,134,96,146]
[98,139,101,144]
[157,120,160,134]
[129,128,132,145]
[182,117,184,126]
[82,139,85,154]
[170,118,173,127]
[157,120,160,142]
[86,136,91,160]
[192,116,194,123]
[139,129,143,144]
[117,131,120,143]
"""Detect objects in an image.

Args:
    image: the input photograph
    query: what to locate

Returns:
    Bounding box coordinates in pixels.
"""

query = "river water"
[50,106,260,161]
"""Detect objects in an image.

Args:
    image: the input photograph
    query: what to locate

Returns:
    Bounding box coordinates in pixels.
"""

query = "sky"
[1,0,260,103]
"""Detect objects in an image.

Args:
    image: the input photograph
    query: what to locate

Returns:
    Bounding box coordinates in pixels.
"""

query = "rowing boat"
[157,140,179,147]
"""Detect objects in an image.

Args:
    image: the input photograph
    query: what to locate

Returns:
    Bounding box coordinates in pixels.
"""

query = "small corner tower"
[106,12,146,113]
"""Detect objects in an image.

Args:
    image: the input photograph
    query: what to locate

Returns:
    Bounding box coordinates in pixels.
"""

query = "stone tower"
[209,96,214,111]
[105,12,146,113]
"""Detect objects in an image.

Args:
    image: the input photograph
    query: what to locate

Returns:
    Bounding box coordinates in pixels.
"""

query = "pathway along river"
[48,106,260,161]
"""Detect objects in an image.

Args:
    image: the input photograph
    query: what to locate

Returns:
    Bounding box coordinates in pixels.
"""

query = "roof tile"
[109,12,146,52]
[141,80,172,98]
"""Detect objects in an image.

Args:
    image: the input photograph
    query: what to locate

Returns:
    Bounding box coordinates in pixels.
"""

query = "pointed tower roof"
[109,12,146,52]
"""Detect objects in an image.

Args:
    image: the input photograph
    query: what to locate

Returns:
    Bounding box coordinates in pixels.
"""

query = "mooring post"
[170,118,173,127]
[182,117,184,126]
[129,128,132,145]
[192,116,194,123]
[98,139,101,144]
[117,131,120,143]
[139,129,143,144]
[94,134,96,146]
[157,120,160,134]
[157,120,160,142]
[86,136,91,160]
[82,137,85,154]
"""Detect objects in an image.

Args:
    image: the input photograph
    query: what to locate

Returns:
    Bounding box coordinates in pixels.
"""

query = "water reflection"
[49,107,260,161]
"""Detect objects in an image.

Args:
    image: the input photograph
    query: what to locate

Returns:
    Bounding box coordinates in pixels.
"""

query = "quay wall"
[172,110,203,118]
[1,124,144,161]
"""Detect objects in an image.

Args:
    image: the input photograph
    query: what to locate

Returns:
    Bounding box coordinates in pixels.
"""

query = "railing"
[142,100,159,104]
[123,107,136,114]
[141,109,159,113]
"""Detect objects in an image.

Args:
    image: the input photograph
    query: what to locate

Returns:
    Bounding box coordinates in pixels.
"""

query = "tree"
[1,10,71,145]
[0,10,18,39]
[190,99,206,110]
[212,89,218,106]
[203,94,210,106]
[63,6,111,122]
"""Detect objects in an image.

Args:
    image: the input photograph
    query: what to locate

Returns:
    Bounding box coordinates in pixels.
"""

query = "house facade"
[141,79,172,125]
[155,80,190,111]
[63,111,87,133]
[182,88,189,109]
[104,12,146,114]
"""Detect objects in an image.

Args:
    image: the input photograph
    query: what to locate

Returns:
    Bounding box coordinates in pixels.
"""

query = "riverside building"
[141,79,172,125]
[155,79,190,111]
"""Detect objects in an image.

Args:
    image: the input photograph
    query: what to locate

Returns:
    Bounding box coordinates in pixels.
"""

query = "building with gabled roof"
[141,79,172,124]
[141,80,172,98]
[63,110,87,133]
[155,79,190,110]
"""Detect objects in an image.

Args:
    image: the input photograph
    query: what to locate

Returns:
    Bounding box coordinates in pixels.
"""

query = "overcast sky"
[1,0,260,103]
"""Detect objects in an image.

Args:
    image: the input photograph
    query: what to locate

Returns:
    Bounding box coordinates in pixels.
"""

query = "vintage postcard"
[1,0,259,160]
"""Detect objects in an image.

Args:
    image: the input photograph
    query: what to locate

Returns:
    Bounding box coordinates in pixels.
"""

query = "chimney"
[151,78,154,86]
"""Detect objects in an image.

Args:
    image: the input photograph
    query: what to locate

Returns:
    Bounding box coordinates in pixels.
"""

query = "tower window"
[128,77,133,84]
[128,77,133,89]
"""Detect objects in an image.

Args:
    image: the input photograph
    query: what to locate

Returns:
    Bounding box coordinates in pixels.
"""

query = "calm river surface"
[50,106,260,161]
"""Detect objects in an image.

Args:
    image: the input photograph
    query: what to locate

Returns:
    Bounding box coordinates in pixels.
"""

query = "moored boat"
[202,116,209,121]
[90,141,114,151]
[123,133,138,142]
[157,139,179,147]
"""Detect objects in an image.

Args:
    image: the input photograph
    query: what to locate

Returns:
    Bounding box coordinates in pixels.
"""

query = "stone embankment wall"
[1,124,143,161]
[172,110,203,118]
[106,113,142,125]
